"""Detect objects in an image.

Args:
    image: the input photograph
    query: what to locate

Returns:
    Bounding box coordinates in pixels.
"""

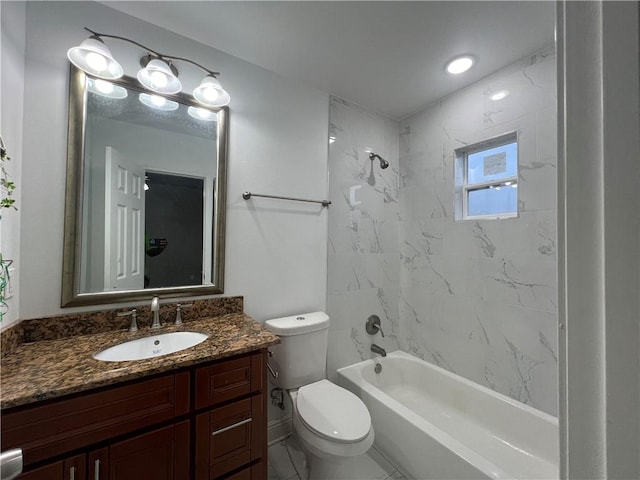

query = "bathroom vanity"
[0,302,279,480]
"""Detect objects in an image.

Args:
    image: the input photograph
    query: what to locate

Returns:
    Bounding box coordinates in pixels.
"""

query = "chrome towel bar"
[242,191,331,208]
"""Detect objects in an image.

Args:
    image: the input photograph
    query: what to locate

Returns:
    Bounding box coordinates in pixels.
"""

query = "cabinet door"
[19,454,85,480]
[88,422,189,480]
[19,461,63,480]
[223,462,265,480]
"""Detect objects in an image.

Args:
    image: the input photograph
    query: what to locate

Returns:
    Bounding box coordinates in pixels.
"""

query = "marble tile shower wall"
[326,97,401,381]
[399,46,557,415]
[327,46,557,416]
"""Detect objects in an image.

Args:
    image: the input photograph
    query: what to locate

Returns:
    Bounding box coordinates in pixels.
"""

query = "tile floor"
[268,436,407,480]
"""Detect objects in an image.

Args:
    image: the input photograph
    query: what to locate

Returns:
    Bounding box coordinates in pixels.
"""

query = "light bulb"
[196,108,210,119]
[150,95,166,107]
[94,79,114,94]
[85,52,108,72]
[187,106,217,121]
[150,70,168,89]
[202,87,219,102]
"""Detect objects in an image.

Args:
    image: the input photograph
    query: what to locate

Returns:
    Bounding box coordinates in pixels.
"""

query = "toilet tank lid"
[265,312,329,335]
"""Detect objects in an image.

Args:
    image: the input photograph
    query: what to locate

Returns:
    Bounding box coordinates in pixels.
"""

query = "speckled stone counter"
[1,313,279,410]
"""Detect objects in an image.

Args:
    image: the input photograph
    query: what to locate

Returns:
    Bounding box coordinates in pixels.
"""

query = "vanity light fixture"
[87,78,128,99]
[67,35,124,80]
[67,27,230,106]
[193,75,231,108]
[138,93,179,111]
[445,55,475,75]
[187,106,217,122]
[137,56,182,95]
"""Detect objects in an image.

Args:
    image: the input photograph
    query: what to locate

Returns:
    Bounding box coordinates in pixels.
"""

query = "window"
[454,132,518,220]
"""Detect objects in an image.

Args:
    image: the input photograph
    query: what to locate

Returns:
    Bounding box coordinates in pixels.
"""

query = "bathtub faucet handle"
[366,315,385,337]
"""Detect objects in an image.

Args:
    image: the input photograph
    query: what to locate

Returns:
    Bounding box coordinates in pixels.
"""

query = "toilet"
[265,312,374,480]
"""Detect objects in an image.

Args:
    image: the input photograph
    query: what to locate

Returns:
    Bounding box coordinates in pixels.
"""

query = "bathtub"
[337,351,558,480]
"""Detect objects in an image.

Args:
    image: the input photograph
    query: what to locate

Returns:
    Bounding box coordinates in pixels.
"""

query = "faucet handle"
[175,303,193,325]
[117,308,138,333]
[365,315,385,337]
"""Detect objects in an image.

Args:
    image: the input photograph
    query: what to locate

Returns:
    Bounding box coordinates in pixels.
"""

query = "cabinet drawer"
[2,372,189,467]
[222,462,265,480]
[195,395,265,480]
[195,351,264,409]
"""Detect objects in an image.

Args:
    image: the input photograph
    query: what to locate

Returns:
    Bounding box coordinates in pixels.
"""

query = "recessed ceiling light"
[490,90,509,101]
[446,55,475,75]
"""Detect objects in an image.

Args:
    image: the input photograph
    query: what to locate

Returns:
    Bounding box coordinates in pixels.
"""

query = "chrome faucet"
[150,296,162,329]
[117,308,139,333]
[371,343,387,357]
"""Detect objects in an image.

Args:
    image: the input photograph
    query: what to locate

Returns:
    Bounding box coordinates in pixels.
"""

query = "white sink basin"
[93,331,208,362]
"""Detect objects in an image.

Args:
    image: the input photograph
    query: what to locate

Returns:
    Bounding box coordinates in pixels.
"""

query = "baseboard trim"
[268,415,293,445]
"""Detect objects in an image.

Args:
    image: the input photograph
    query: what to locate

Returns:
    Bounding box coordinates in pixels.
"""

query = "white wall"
[0,1,26,328]
[558,2,640,478]
[13,1,329,321]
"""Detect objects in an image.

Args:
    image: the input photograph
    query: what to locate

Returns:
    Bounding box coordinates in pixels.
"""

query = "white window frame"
[454,131,518,221]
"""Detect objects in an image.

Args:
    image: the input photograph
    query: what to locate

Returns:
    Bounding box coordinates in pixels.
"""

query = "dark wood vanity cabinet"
[194,353,267,479]
[1,349,268,480]
[16,454,85,480]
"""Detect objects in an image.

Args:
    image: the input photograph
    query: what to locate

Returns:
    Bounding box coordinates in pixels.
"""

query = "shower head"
[369,152,389,169]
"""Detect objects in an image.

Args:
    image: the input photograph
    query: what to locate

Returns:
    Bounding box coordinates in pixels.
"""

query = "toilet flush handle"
[267,350,278,379]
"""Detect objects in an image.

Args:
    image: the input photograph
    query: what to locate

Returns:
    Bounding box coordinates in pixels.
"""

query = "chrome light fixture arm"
[83,27,220,77]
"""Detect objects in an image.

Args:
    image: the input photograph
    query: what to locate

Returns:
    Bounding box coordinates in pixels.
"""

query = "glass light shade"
[67,37,124,80]
[193,75,230,107]
[138,93,179,111]
[87,78,128,99]
[187,106,217,122]
[137,58,182,94]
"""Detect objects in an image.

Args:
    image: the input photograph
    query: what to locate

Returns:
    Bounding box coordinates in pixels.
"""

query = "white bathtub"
[337,351,558,480]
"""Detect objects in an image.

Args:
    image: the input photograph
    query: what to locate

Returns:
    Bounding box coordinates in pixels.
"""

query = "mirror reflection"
[62,66,227,306]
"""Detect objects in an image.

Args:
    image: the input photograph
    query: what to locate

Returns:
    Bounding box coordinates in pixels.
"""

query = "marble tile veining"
[328,46,558,416]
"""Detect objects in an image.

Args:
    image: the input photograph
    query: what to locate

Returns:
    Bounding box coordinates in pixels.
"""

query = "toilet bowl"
[290,380,374,479]
[291,380,374,457]
[264,312,375,479]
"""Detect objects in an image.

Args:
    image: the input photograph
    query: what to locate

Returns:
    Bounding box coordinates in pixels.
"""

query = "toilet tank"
[265,312,329,390]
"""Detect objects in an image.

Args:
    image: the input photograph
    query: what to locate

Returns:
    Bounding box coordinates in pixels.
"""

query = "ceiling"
[103,1,555,119]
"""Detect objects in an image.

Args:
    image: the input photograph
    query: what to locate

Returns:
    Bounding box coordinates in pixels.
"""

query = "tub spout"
[371,343,387,357]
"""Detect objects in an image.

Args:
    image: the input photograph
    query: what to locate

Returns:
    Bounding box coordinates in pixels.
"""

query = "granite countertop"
[1,313,279,410]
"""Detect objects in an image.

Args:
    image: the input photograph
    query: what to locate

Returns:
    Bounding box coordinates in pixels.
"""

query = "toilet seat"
[295,379,371,443]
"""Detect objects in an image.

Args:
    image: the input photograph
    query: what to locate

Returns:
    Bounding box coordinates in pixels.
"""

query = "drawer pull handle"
[70,466,76,480]
[94,459,100,480]
[212,417,252,436]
